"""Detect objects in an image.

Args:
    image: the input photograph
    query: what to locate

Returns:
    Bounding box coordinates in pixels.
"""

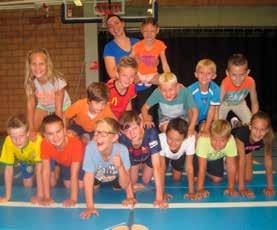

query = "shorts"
[94,177,121,189]
[69,122,94,139]
[131,156,153,168]
[60,165,84,181]
[165,154,186,172]
[36,103,70,114]
[19,163,35,179]
[193,155,224,178]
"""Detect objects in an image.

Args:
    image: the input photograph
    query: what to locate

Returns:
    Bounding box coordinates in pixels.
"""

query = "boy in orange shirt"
[219,53,259,125]
[40,114,84,207]
[64,82,115,143]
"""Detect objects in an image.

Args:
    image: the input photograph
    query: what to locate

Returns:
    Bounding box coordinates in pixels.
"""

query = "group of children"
[0,15,275,220]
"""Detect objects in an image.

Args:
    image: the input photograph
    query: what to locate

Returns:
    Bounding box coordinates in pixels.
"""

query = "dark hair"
[227,53,248,70]
[87,82,109,102]
[41,114,64,133]
[141,17,158,28]
[250,111,275,146]
[106,14,123,24]
[166,118,188,138]
[119,111,141,130]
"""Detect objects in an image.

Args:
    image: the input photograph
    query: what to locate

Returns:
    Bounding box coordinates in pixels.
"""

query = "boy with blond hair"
[194,120,237,199]
[64,82,115,142]
[106,56,137,119]
[141,72,198,134]
[188,59,220,135]
[219,53,259,124]
[0,115,43,203]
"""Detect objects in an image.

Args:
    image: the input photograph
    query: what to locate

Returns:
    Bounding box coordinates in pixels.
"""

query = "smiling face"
[159,82,178,101]
[88,100,107,115]
[226,64,250,87]
[195,66,216,86]
[9,127,29,149]
[30,52,48,83]
[106,16,125,38]
[44,121,66,148]
[249,118,269,143]
[210,134,229,151]
[117,66,136,89]
[93,122,118,154]
[166,129,185,153]
[141,23,159,43]
[121,121,143,146]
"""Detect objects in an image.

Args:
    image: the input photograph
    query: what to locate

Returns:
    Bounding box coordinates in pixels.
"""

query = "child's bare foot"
[133,183,145,192]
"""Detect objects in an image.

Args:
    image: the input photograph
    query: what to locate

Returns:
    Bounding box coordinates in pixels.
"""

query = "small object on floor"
[112,224,149,230]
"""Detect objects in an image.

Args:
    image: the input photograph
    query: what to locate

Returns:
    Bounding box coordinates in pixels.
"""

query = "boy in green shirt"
[0,115,43,203]
[194,119,238,199]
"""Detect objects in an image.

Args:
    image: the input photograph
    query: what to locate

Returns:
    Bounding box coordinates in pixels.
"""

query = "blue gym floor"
[0,168,276,230]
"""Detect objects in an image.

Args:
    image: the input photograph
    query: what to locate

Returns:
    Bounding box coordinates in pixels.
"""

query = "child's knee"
[23,179,33,187]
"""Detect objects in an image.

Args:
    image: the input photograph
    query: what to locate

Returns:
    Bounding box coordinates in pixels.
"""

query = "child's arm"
[41,160,54,205]
[63,162,80,207]
[113,154,130,189]
[187,107,198,136]
[80,172,99,219]
[151,153,168,208]
[196,156,209,199]
[104,57,118,79]
[249,81,259,114]
[141,103,155,128]
[185,155,196,199]
[26,95,37,140]
[159,51,171,73]
[263,143,275,196]
[201,105,217,135]
[0,166,13,202]
[122,172,136,208]
[31,162,43,203]
[55,88,65,118]
[236,138,255,198]
[224,156,238,196]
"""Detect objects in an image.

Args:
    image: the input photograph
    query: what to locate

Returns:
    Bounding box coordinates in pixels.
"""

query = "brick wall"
[0,5,86,133]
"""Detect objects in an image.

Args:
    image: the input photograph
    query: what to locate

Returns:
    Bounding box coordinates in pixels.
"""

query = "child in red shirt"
[106,57,137,119]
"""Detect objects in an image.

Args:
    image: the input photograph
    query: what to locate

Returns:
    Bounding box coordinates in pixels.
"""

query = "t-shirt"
[103,37,139,64]
[232,126,264,154]
[34,78,71,112]
[82,141,130,182]
[132,39,167,75]
[119,128,161,165]
[221,76,255,105]
[146,87,196,123]
[0,135,42,165]
[64,98,115,132]
[188,81,220,123]
[159,133,195,160]
[106,79,136,119]
[41,136,84,167]
[196,135,237,161]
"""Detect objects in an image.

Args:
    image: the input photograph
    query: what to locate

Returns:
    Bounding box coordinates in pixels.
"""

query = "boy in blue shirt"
[188,59,220,135]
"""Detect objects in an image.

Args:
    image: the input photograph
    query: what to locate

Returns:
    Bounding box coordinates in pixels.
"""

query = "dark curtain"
[98,28,277,129]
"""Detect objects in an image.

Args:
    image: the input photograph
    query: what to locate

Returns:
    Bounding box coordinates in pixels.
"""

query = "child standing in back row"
[24,48,71,140]
[131,17,171,113]
[219,53,259,124]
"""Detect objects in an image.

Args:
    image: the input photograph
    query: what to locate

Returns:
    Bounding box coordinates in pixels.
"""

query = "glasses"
[94,130,117,137]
